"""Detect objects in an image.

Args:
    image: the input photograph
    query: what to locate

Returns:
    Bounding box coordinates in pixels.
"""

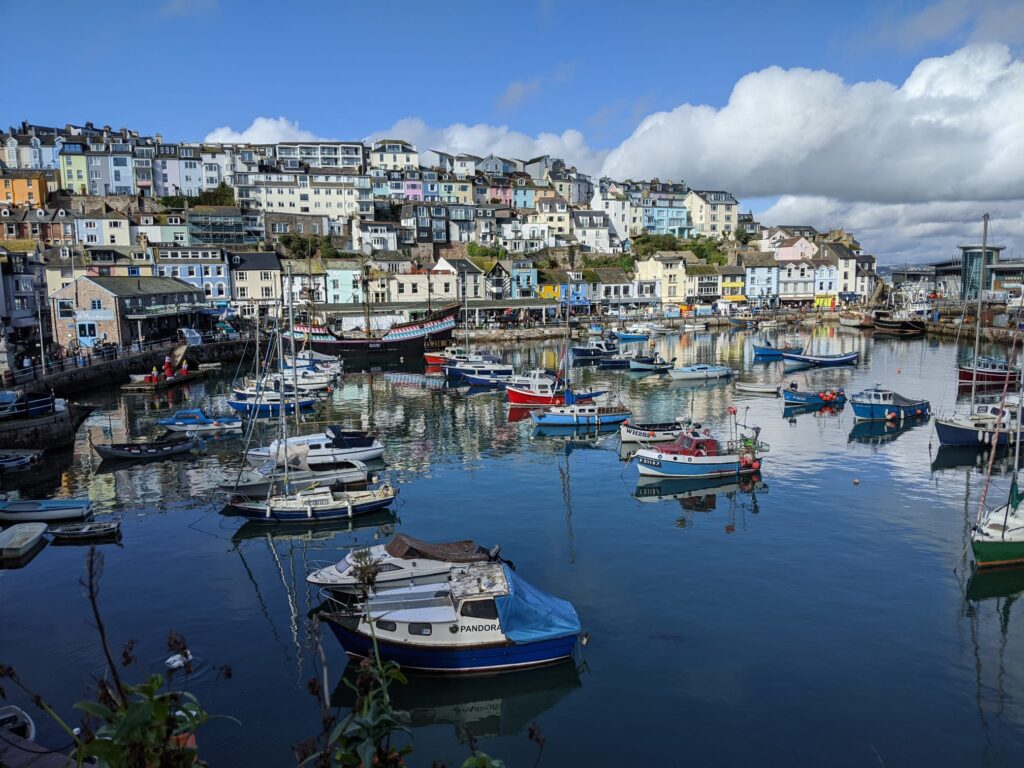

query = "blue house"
[741,253,780,308]
[155,246,231,304]
[555,270,590,309]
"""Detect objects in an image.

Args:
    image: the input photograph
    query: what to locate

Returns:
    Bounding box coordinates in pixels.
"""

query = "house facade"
[228,251,282,318]
[155,246,231,303]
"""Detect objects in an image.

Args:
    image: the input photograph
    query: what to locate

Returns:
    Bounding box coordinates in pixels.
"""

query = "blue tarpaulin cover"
[495,565,580,643]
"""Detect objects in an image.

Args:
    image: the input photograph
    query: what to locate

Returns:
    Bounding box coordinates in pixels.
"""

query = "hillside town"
[0,119,885,374]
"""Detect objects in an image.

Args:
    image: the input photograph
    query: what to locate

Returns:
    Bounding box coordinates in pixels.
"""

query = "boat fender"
[752,460,761,470]
[648,431,655,438]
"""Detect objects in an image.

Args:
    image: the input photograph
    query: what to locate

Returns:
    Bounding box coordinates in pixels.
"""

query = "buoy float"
[853,479,860,485]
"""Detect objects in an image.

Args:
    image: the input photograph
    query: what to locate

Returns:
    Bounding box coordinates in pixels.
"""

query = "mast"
[275,318,290,497]
[286,263,301,433]
[970,213,990,410]
[461,266,471,353]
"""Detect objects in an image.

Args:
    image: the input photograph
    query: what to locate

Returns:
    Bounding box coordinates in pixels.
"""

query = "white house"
[572,210,616,252]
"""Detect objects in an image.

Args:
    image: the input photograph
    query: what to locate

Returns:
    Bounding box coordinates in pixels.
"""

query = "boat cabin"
[662,432,721,457]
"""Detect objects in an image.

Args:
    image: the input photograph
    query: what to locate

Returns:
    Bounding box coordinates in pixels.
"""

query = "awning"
[723,295,747,302]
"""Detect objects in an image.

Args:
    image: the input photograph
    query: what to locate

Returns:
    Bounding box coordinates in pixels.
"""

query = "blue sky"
[4,0,1024,263]
[2,0,988,146]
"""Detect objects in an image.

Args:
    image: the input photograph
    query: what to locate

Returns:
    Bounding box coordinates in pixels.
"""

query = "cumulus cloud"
[601,43,1024,204]
[204,117,326,144]
[366,117,609,173]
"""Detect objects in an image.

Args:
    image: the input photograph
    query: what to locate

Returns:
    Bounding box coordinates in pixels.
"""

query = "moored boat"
[752,343,803,358]
[612,329,649,342]
[0,495,93,523]
[629,354,673,373]
[958,357,1021,386]
[839,310,874,328]
[321,561,580,673]
[307,533,498,595]
[442,356,515,381]
[620,418,690,443]
[156,408,243,433]
[0,523,48,559]
[781,350,859,367]
[634,422,768,479]
[229,483,397,522]
[782,386,846,406]
[570,339,618,359]
[93,435,195,462]
[668,364,736,381]
[850,386,930,421]
[48,520,121,542]
[529,391,631,427]
[227,389,318,416]
[734,381,782,395]
[934,402,1019,447]
[245,427,384,468]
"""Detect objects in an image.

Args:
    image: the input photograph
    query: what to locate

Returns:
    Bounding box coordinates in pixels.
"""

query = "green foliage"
[279,234,339,259]
[466,242,508,260]
[158,182,235,210]
[582,253,634,272]
[735,228,753,245]
[632,233,682,257]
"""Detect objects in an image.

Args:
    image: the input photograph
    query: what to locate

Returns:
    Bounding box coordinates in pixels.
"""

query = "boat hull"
[326,618,577,673]
[94,440,193,461]
[972,539,1024,569]
[227,398,316,415]
[530,410,630,426]
[781,351,859,367]
[635,450,762,479]
[0,402,93,451]
[752,346,802,358]
[782,389,846,405]
[957,367,1021,384]
[229,493,395,522]
[613,332,648,342]
[850,400,930,421]
[934,418,1013,447]
[0,523,48,559]
[668,367,735,381]
[620,422,686,443]
[0,500,93,523]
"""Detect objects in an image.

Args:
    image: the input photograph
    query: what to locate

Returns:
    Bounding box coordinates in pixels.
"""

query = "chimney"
[155,133,163,145]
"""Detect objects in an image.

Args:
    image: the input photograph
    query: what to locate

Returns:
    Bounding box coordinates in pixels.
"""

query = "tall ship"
[287,304,458,365]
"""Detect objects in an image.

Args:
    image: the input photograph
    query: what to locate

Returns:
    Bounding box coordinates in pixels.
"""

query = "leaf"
[357,737,377,768]
[113,699,154,741]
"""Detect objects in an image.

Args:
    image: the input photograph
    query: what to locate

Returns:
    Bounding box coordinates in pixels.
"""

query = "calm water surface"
[3,327,1024,766]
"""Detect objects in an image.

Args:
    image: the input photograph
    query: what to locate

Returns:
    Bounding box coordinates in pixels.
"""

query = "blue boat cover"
[495,565,581,643]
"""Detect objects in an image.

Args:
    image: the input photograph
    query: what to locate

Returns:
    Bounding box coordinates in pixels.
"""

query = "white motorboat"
[245,426,385,468]
[620,418,690,443]
[0,523,47,559]
[668,364,737,381]
[0,494,93,523]
[307,534,498,594]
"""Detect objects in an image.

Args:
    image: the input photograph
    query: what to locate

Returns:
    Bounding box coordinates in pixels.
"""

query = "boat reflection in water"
[531,423,619,441]
[931,444,1023,475]
[783,403,843,421]
[634,473,766,528]
[966,567,1024,603]
[229,511,398,545]
[848,416,930,446]
[331,660,581,743]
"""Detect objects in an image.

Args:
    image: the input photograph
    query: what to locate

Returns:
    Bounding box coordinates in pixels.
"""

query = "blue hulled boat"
[612,330,649,342]
[530,390,630,427]
[634,424,768,479]
[570,339,618,359]
[322,561,580,673]
[752,344,803,359]
[781,350,859,367]
[156,408,243,432]
[782,387,846,406]
[850,386,930,421]
[227,394,317,416]
[228,483,397,522]
[442,358,514,381]
[462,373,511,388]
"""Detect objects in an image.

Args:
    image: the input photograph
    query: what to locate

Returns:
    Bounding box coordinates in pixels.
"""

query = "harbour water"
[3,326,1024,766]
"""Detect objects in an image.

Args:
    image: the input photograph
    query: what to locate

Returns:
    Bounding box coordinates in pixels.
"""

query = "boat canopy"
[384,533,490,563]
[494,564,580,643]
[663,433,721,456]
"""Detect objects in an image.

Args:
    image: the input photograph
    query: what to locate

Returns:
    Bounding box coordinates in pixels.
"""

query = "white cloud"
[204,117,326,144]
[159,0,218,18]
[366,117,609,173]
[497,79,542,111]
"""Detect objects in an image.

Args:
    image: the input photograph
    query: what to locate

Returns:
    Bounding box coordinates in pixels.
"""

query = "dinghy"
[0,495,93,523]
[156,408,243,433]
[322,561,580,673]
[307,533,498,594]
[48,520,121,542]
[0,523,48,559]
[629,355,673,373]
[668,364,736,381]
[734,381,781,395]
[619,418,690,443]
[781,350,859,367]
[93,435,195,462]
[228,483,397,523]
[0,705,35,742]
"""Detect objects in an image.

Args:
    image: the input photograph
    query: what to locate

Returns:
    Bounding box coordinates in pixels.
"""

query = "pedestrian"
[22,355,31,371]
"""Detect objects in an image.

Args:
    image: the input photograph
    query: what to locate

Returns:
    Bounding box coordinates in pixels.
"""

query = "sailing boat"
[286,243,459,366]
[935,214,1020,446]
[971,373,1024,568]
[530,273,631,427]
[441,271,512,380]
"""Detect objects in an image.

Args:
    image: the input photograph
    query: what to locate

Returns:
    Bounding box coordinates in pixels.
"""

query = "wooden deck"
[120,369,208,392]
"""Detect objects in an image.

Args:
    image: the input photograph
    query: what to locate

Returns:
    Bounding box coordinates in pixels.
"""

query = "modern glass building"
[957,244,1004,300]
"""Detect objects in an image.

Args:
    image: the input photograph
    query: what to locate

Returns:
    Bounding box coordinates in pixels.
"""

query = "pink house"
[402,180,423,200]
[774,236,817,261]
[487,182,513,207]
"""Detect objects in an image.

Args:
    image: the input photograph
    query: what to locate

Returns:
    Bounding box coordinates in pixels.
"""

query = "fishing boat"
[156,408,243,433]
[839,310,874,328]
[48,520,121,542]
[0,495,93,523]
[872,310,927,336]
[850,386,930,421]
[620,418,690,443]
[505,370,601,407]
[321,561,580,673]
[442,357,515,381]
[245,427,384,468]
[307,533,498,595]
[734,381,782,395]
[634,419,768,479]
[92,434,195,462]
[782,386,846,405]
[423,345,500,366]
[629,354,673,373]
[958,356,1021,386]
[780,350,859,367]
[0,523,48,559]
[530,387,630,426]
[752,343,803,358]
[570,339,618,359]
[229,483,397,522]
[783,402,843,418]
[668,364,736,381]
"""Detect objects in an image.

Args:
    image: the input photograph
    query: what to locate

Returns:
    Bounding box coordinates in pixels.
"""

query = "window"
[237,286,248,298]
[408,623,432,636]
[260,271,271,281]
[84,221,97,229]
[90,299,102,310]
[77,322,97,338]
[261,286,273,298]
[128,267,140,277]
[460,599,498,620]
[375,620,397,632]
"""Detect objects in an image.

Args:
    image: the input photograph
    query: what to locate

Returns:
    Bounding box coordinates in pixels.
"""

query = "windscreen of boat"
[384,533,489,563]
[663,435,720,456]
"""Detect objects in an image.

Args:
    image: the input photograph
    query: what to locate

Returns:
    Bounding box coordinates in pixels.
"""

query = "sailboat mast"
[970,213,990,409]
[286,264,300,433]
[462,267,471,353]
[359,243,373,340]
[276,319,290,492]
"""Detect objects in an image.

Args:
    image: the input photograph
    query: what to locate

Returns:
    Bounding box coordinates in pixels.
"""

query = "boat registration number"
[637,457,662,467]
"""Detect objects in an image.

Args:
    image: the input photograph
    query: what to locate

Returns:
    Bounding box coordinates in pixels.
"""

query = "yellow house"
[538,272,561,300]
[59,153,88,195]
[0,169,47,206]
[530,195,570,240]
[634,250,697,302]
[437,178,474,205]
